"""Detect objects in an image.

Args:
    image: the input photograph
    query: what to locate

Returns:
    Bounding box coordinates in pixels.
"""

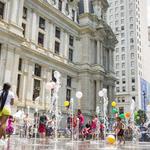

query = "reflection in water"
[1,137,150,150]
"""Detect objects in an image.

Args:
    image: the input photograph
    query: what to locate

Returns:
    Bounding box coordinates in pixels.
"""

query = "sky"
[148,0,150,25]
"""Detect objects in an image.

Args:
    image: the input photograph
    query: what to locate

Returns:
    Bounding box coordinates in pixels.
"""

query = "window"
[131,69,135,75]
[69,48,73,62]
[22,23,26,37]
[66,89,71,101]
[55,41,60,54]
[55,27,61,39]
[122,97,125,103]
[121,19,124,24]
[116,55,119,61]
[121,33,125,38]
[122,70,125,76]
[131,61,134,67]
[38,32,44,47]
[67,76,72,87]
[0,2,4,19]
[122,63,125,68]
[119,107,124,114]
[122,78,126,84]
[116,71,119,77]
[132,85,135,91]
[121,54,125,60]
[22,7,27,20]
[18,58,22,71]
[130,38,134,43]
[58,0,62,11]
[34,64,41,77]
[121,26,124,30]
[121,40,125,44]
[52,70,56,82]
[16,74,21,98]
[39,17,45,30]
[116,87,120,92]
[120,6,124,10]
[116,81,119,84]
[131,53,134,59]
[33,79,41,101]
[122,86,126,92]
[121,47,125,52]
[130,24,133,29]
[132,78,135,83]
[72,10,75,21]
[116,63,119,69]
[69,35,74,46]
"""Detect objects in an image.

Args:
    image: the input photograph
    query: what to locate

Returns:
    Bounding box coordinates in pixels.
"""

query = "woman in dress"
[0,83,15,144]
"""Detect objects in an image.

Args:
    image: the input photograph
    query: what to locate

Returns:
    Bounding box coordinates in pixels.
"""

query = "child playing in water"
[114,117,125,144]
[6,116,14,137]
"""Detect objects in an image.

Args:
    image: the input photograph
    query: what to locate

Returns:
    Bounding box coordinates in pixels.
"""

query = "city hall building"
[0,0,117,116]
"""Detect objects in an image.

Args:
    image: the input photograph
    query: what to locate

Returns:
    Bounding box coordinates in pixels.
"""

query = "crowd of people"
[1,83,150,146]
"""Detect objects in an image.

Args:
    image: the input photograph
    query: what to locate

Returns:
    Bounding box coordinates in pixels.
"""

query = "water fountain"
[98,88,108,141]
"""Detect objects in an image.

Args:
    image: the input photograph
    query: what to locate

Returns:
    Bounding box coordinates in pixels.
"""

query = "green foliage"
[135,109,147,125]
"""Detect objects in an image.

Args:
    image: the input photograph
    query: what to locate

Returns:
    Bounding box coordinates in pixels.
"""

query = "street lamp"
[143,91,146,111]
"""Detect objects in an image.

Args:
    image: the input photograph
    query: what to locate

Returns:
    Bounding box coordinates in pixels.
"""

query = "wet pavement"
[1,137,150,150]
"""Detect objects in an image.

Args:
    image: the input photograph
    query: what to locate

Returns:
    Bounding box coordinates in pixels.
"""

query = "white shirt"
[0,90,15,108]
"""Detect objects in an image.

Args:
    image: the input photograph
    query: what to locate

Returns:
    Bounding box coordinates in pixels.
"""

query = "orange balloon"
[125,112,131,118]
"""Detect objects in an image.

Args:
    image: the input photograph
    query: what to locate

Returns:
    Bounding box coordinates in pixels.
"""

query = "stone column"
[63,31,68,59]
[10,0,19,24]
[109,49,112,71]
[49,23,55,51]
[45,21,50,50]
[18,0,24,26]
[97,41,100,65]
[26,61,34,101]
[83,0,89,13]
[100,42,103,66]
[61,1,66,14]
[31,11,38,44]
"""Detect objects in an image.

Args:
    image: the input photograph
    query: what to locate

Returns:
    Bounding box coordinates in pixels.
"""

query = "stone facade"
[0,0,117,116]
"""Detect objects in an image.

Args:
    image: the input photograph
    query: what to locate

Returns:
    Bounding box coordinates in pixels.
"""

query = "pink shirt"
[79,114,84,125]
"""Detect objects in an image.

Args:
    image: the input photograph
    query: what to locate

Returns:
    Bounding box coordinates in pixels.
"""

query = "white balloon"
[147,105,150,112]
[54,71,61,79]
[98,91,104,97]
[76,91,83,99]
[46,82,55,90]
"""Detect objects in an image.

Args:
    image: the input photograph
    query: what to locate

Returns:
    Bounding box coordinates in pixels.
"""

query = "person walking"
[0,83,15,144]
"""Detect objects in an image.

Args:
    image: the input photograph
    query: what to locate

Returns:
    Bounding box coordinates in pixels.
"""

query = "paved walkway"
[1,138,150,150]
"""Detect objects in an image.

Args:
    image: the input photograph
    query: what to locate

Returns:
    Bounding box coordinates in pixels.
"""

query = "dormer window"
[23,7,27,20]
[39,17,45,30]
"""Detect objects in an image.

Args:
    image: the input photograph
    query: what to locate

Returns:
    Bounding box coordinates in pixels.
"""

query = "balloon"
[119,113,125,119]
[111,101,117,107]
[125,112,131,119]
[112,108,118,114]
[64,101,70,107]
[76,91,83,99]
[106,135,116,144]
[46,82,55,90]
[134,111,138,116]
[98,91,104,97]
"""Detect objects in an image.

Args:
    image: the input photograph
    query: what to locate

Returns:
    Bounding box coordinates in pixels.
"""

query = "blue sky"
[148,0,150,25]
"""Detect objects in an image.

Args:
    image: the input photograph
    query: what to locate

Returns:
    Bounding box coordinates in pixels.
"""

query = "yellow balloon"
[64,101,70,107]
[106,135,116,144]
[111,101,117,107]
